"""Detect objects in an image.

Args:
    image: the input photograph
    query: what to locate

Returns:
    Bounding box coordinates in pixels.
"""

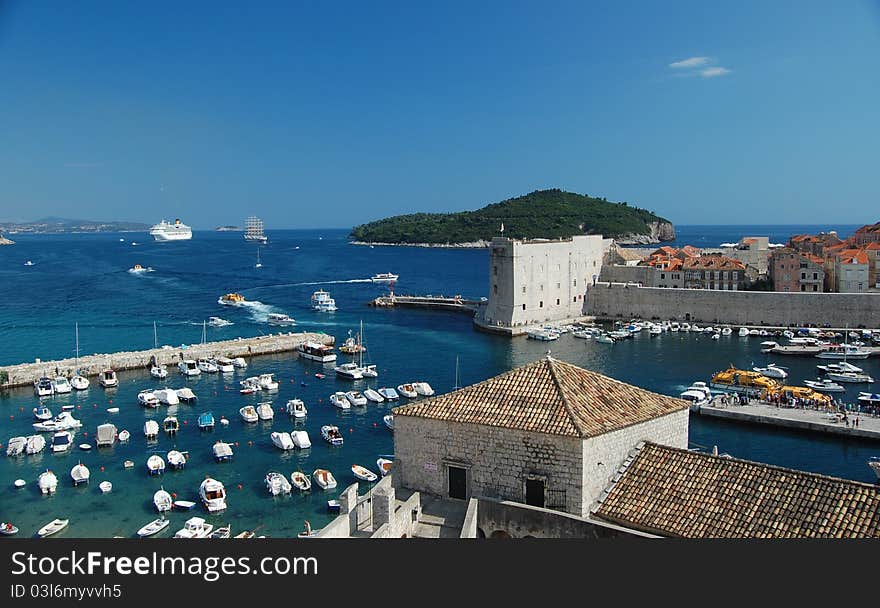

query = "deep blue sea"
[0,225,877,538]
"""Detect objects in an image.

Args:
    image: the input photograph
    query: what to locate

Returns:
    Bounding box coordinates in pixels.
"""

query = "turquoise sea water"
[0,226,877,538]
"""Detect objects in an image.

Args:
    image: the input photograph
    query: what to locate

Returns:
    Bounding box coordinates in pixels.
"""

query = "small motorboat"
[106,407,120,414]
[291,430,312,449]
[256,402,275,420]
[286,399,307,418]
[14,479,27,488]
[155,387,179,405]
[345,391,367,406]
[173,500,196,510]
[377,387,399,400]
[218,292,247,306]
[138,390,160,408]
[33,406,53,421]
[271,431,294,451]
[265,471,292,495]
[52,375,72,394]
[117,429,131,442]
[26,434,46,455]
[291,471,312,492]
[232,357,247,368]
[383,414,394,431]
[240,405,259,423]
[198,412,215,430]
[175,387,197,402]
[38,470,58,495]
[752,363,788,379]
[174,517,214,538]
[351,464,378,482]
[32,411,82,432]
[376,458,393,476]
[167,450,188,469]
[804,378,846,393]
[98,369,118,388]
[210,525,231,539]
[239,378,259,394]
[37,518,69,538]
[209,316,233,327]
[214,357,235,373]
[330,392,351,410]
[71,374,89,390]
[70,463,90,486]
[123,460,135,469]
[33,376,54,397]
[213,441,234,462]
[60,404,76,411]
[364,389,384,403]
[137,517,170,538]
[178,359,201,376]
[412,382,435,396]
[144,420,159,439]
[1,522,19,536]
[267,313,296,326]
[321,425,344,446]
[51,430,74,453]
[99,481,113,493]
[147,454,166,476]
[78,443,92,451]
[154,488,173,512]
[199,477,227,512]
[6,436,26,457]
[258,373,279,391]
[826,371,875,383]
[397,384,418,398]
[197,358,219,374]
[150,364,168,379]
[128,263,153,274]
[234,530,255,539]
[312,468,337,490]
[163,416,179,435]
[327,500,341,513]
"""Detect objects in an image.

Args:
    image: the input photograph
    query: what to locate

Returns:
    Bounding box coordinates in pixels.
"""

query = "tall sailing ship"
[244,216,268,244]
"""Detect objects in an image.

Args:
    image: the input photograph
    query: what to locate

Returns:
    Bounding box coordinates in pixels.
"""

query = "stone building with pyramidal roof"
[391,355,690,517]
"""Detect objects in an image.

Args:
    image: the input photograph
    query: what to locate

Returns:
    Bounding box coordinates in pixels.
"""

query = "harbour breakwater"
[0,331,334,389]
[584,283,880,328]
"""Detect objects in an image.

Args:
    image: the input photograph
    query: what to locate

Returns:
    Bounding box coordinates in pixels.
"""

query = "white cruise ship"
[150,219,192,241]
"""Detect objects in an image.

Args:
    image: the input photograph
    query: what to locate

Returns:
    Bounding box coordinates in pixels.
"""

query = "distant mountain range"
[0,217,151,234]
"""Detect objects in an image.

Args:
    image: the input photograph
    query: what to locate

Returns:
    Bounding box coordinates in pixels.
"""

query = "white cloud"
[700,67,731,78]
[669,56,710,69]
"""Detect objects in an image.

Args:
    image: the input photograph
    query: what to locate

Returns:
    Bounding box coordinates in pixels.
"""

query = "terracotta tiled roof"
[392,357,689,439]
[682,255,745,270]
[837,248,870,265]
[678,245,701,257]
[592,442,880,538]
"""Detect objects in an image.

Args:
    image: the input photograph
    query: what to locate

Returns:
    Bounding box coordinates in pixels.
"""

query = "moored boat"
[51,430,73,453]
[96,423,117,447]
[296,340,337,362]
[364,389,384,403]
[286,399,307,418]
[178,359,201,376]
[383,414,394,431]
[256,402,275,420]
[147,454,166,476]
[167,450,188,469]
[291,430,312,449]
[291,471,311,492]
[37,518,69,538]
[271,431,294,451]
[174,517,214,538]
[6,436,26,457]
[137,517,170,538]
[163,416,179,435]
[98,369,118,388]
[154,489,173,512]
[376,458,393,476]
[199,477,227,512]
[413,382,435,396]
[198,411,215,430]
[175,387,198,402]
[265,471,292,495]
[803,378,846,393]
[377,387,399,400]
[709,366,780,395]
[330,392,351,410]
[213,441,234,462]
[397,383,418,398]
[70,463,90,485]
[351,464,378,482]
[312,468,337,490]
[240,405,258,423]
[144,420,159,439]
[38,470,58,495]
[25,434,46,455]
[321,425,344,446]
[345,391,367,406]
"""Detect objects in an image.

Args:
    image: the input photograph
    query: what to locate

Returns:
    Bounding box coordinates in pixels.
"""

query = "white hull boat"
[138,517,170,538]
[330,392,351,410]
[197,358,219,373]
[176,387,197,402]
[335,362,364,380]
[296,341,337,362]
[51,431,73,453]
[232,357,248,368]
[214,357,235,372]
[213,441,234,462]
[291,430,312,449]
[364,389,384,403]
[321,425,344,446]
[155,388,180,405]
[33,406,53,421]
[265,472,292,495]
[147,454,166,476]
[52,376,72,394]
[70,463,90,485]
[826,371,874,383]
[286,399,307,418]
[312,469,337,490]
[25,434,46,455]
[167,450,188,469]
[345,391,367,406]
[377,387,399,400]
[240,405,259,423]
[34,377,54,397]
[291,471,311,492]
[271,431,294,450]
[413,382,435,396]
[351,464,378,482]
[397,384,418,398]
[37,518,69,538]
[6,436,26,457]
[150,365,168,379]
[71,375,89,390]
[752,364,788,379]
[38,470,58,495]
[98,370,118,388]
[199,478,227,512]
[144,420,159,439]
[175,517,214,538]
[138,390,160,408]
[377,458,393,476]
[256,402,275,420]
[32,411,82,432]
[258,374,278,390]
[154,489,173,512]
[178,360,200,376]
[383,414,394,431]
[99,481,113,493]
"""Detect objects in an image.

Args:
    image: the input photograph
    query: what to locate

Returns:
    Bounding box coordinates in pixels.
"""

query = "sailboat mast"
[154,321,158,349]
[454,355,461,389]
[75,322,80,367]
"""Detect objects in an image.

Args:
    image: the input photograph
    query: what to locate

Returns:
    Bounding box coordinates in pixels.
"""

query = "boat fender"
[100,466,105,472]
[237,484,243,490]
[93,404,97,408]
[248,441,253,446]
[84,432,88,436]
[9,416,13,420]
[171,492,177,498]
[183,420,188,425]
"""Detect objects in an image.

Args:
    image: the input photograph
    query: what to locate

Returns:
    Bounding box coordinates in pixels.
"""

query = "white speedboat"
[321,425,344,446]
[214,357,235,372]
[816,344,871,360]
[240,405,258,423]
[311,289,338,312]
[163,416,179,435]
[37,518,69,538]
[197,358,219,373]
[595,334,615,344]
[70,463,90,486]
[154,387,179,405]
[330,392,351,410]
[377,387,399,400]
[213,441,234,462]
[232,357,248,368]
[175,517,214,538]
[312,469,337,490]
[526,329,559,341]
[6,436,26,457]
[371,272,399,282]
[98,369,118,388]
[826,371,874,383]
[256,402,275,420]
[198,412,215,430]
[210,525,231,539]
[377,458,393,476]
[351,464,378,482]
[52,376,72,394]
[167,450,188,469]
[137,517,170,538]
[1,522,19,536]
[267,313,296,326]
[364,389,384,403]
[199,478,227,512]
[397,383,418,398]
[738,327,750,337]
[32,411,82,432]
[150,218,192,242]
[117,430,130,442]
[51,431,73,453]
[144,419,159,439]
[99,481,113,493]
[291,430,312,449]
[175,387,197,402]
[208,316,233,327]
[239,377,260,394]
[38,470,58,495]
[271,431,294,451]
[138,390,160,408]
[33,405,52,421]
[721,327,733,336]
[25,434,46,455]
[154,489,173,512]
[178,360,200,376]
[258,373,278,390]
[150,364,168,379]
[413,382,435,396]
[752,363,788,379]
[286,399,307,418]
[291,471,311,492]
[296,341,337,362]
[383,414,394,431]
[804,378,846,393]
[265,471,292,495]
[817,361,864,374]
[345,391,367,406]
[95,423,117,447]
[33,377,54,397]
[147,454,166,476]
[334,361,364,380]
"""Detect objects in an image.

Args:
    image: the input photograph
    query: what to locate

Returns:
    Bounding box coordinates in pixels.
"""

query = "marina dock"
[699,401,880,441]
[0,332,334,389]
[369,294,483,314]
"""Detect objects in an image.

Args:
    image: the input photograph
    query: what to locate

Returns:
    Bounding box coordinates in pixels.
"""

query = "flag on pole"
[500,222,505,234]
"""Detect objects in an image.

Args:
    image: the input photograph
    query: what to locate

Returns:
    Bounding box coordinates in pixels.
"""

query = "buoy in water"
[100,466,105,472]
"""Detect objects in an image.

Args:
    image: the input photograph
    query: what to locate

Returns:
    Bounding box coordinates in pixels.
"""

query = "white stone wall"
[837,261,869,293]
[580,409,689,516]
[394,416,585,515]
[483,235,608,329]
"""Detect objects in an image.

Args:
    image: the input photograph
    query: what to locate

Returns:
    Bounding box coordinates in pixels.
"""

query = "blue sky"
[1,1,878,228]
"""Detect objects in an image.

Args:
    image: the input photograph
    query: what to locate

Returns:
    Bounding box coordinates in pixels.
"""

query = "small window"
[522,304,526,310]
[573,279,577,287]
[800,285,805,291]
[812,285,818,292]
[556,282,560,289]
[539,301,543,308]
[556,298,560,305]
[573,297,577,302]
[493,284,498,294]
[493,266,498,275]
[522,286,526,293]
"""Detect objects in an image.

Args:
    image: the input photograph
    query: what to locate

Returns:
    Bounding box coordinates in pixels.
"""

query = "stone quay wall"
[0,331,334,389]
[585,283,880,328]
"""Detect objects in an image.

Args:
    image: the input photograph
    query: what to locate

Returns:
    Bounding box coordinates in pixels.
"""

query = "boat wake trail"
[247,278,373,291]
